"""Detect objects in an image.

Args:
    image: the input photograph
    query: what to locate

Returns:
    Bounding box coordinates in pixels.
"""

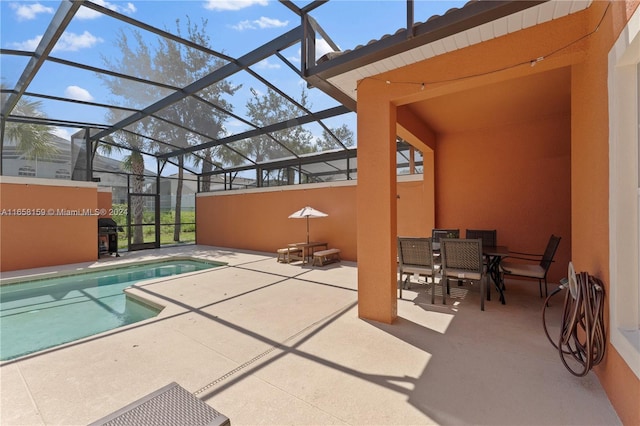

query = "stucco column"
[356,79,398,324]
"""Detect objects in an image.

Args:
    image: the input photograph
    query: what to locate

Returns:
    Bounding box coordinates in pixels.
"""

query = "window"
[18,166,36,177]
[608,7,640,379]
[55,169,70,179]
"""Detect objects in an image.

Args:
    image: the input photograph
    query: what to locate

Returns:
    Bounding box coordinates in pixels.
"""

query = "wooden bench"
[312,248,341,266]
[276,247,303,263]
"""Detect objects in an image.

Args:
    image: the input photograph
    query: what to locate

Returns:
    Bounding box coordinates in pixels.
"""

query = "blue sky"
[1,0,465,172]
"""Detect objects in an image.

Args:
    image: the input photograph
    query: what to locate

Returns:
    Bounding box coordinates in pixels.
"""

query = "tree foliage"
[99,18,238,161]
[1,84,58,161]
[315,124,354,151]
[97,15,356,239]
[222,87,315,167]
[99,17,239,241]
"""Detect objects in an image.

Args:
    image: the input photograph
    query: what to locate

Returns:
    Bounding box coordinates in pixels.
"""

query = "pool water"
[0,259,220,361]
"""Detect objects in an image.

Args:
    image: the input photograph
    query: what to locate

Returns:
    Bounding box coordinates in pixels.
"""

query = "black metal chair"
[466,229,497,275]
[499,234,561,298]
[431,228,459,264]
[465,229,497,247]
[440,238,486,310]
[397,237,440,302]
[432,228,460,243]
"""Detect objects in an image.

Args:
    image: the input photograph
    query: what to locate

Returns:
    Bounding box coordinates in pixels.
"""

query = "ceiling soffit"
[406,66,571,134]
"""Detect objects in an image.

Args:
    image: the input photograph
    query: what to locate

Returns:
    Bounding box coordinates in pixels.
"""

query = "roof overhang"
[305,0,592,109]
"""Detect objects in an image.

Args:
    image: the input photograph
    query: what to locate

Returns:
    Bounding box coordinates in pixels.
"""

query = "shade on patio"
[288,206,328,244]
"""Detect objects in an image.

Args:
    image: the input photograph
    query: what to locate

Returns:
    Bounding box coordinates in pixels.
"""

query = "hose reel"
[542,262,606,377]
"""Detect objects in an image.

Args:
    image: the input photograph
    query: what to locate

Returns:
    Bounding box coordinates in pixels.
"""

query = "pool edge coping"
[0,256,227,287]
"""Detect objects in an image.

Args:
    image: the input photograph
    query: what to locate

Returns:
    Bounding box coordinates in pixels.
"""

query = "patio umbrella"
[288,206,328,244]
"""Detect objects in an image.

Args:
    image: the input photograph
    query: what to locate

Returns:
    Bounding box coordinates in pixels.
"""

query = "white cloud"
[75,6,101,20]
[204,0,268,11]
[75,0,136,19]
[10,31,103,52]
[9,3,54,21]
[254,16,288,29]
[55,31,104,52]
[255,59,280,70]
[231,16,288,31]
[11,36,42,51]
[52,127,72,141]
[65,86,94,102]
[231,20,254,31]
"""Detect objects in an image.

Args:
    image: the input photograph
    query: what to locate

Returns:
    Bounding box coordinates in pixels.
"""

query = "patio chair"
[432,228,459,260]
[432,228,460,244]
[432,228,460,283]
[499,234,561,298]
[465,229,497,247]
[466,229,497,274]
[440,238,487,310]
[397,237,441,302]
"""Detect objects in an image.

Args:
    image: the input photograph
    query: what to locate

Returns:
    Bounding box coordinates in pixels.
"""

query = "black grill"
[98,218,122,257]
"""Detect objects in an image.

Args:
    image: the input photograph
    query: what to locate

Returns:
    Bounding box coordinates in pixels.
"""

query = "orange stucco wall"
[397,174,434,238]
[97,189,113,218]
[197,183,358,259]
[0,178,99,271]
[571,2,640,425]
[196,177,434,262]
[435,115,571,283]
[355,1,639,424]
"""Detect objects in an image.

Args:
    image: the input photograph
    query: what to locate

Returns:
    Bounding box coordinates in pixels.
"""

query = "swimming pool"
[0,259,221,361]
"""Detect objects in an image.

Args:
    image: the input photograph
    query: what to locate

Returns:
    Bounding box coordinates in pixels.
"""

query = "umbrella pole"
[306,217,309,244]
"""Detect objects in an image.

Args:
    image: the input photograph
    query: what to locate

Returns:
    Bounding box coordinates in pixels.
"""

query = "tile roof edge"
[312,0,547,78]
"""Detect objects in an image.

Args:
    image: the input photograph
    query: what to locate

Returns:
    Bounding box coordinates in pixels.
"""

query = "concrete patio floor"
[1,245,621,425]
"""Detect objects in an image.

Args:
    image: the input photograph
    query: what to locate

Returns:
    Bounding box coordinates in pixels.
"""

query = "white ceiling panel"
[537,1,559,21]
[376,59,394,73]
[465,27,483,46]
[570,0,592,14]
[441,35,459,52]
[431,39,448,56]
[553,0,574,18]
[453,32,471,50]
[478,21,496,41]
[389,55,407,69]
[522,6,541,29]
[507,12,524,33]
[492,16,509,37]
[407,47,428,63]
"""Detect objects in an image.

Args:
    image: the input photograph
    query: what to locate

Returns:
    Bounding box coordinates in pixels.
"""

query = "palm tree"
[122,149,147,245]
[96,130,149,246]
[2,84,58,172]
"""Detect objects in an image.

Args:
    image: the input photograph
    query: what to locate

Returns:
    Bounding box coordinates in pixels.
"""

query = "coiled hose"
[542,265,606,377]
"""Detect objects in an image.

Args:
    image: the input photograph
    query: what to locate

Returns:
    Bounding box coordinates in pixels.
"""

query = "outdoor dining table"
[288,241,328,264]
[483,245,509,304]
